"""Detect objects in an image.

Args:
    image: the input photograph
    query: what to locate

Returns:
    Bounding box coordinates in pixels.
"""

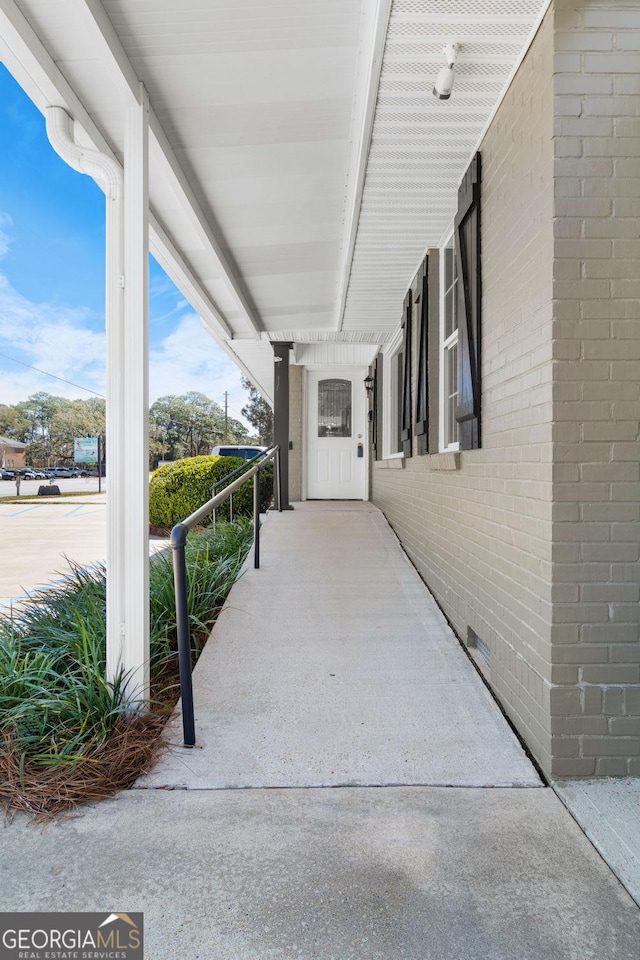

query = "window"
[375,152,480,461]
[440,234,459,451]
[317,379,351,438]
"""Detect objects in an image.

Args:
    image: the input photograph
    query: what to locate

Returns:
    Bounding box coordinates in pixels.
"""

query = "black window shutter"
[455,152,481,450]
[396,352,403,453]
[400,290,413,458]
[414,257,429,456]
[372,354,383,461]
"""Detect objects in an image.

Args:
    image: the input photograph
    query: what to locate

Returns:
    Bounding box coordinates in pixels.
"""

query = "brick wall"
[289,364,303,501]
[372,1,640,778]
[551,0,640,776]
[372,9,557,774]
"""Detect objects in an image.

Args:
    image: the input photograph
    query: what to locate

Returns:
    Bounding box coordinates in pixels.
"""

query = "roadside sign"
[74,437,99,463]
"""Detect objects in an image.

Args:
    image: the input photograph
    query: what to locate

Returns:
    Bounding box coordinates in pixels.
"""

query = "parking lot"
[0,491,107,607]
[0,478,168,607]
[0,475,105,498]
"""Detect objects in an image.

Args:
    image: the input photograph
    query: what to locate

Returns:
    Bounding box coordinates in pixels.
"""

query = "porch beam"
[335,0,392,332]
[0,0,117,159]
[148,117,262,339]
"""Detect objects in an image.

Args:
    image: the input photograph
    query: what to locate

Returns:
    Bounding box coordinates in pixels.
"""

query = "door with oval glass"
[306,368,367,499]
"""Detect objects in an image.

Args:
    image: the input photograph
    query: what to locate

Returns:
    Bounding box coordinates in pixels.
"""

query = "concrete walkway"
[142,502,539,790]
[2,502,640,959]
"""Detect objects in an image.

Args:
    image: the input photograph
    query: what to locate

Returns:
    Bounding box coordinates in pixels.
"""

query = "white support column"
[121,83,150,702]
[45,100,150,704]
[44,107,130,694]
[103,140,126,697]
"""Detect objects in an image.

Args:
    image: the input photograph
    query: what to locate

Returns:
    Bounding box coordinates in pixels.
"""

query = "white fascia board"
[72,0,262,340]
[0,1,239,348]
[335,0,392,332]
[149,213,232,341]
[147,114,262,340]
[216,339,274,406]
[73,0,262,339]
[0,0,117,160]
[6,0,262,341]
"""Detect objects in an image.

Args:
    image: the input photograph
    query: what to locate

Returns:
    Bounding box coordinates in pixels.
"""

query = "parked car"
[211,445,267,460]
[0,468,15,480]
[50,467,73,478]
[22,468,46,479]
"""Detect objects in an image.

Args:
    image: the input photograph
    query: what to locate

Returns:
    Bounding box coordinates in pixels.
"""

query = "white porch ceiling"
[341,0,550,331]
[0,0,549,400]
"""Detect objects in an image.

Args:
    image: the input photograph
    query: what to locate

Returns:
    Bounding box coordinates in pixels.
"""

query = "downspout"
[45,107,126,692]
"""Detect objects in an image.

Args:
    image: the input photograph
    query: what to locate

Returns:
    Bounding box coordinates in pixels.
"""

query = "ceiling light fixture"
[433,44,459,101]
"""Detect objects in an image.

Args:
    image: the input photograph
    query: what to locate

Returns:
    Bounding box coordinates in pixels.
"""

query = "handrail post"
[274,446,282,512]
[229,492,234,523]
[253,470,260,568]
[170,446,277,746]
[171,522,196,746]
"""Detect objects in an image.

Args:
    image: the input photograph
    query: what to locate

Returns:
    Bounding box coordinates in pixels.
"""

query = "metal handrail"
[211,448,267,524]
[170,444,281,746]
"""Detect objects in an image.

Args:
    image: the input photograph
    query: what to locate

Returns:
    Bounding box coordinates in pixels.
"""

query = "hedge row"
[149,455,273,531]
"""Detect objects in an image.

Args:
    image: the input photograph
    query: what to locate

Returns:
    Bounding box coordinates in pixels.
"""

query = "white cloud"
[0,273,251,428]
[0,272,105,403]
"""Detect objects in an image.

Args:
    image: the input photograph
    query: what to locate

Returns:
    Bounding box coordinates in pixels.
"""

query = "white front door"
[306,368,367,500]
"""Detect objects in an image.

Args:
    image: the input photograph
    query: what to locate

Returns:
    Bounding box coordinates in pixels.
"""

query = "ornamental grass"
[0,520,253,818]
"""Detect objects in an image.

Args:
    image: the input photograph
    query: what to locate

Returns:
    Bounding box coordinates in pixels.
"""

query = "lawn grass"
[0,490,106,503]
[0,520,253,818]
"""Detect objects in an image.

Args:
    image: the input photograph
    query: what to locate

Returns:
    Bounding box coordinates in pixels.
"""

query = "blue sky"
[0,63,249,425]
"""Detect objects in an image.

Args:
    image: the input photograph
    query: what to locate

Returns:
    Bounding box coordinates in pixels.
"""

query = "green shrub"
[149,521,253,668]
[149,455,273,531]
[0,522,254,768]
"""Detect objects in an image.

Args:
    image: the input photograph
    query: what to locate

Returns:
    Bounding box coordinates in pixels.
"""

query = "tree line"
[0,384,273,469]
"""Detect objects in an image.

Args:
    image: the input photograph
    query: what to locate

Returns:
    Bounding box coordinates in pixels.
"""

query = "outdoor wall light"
[433,44,459,101]
[364,374,374,395]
